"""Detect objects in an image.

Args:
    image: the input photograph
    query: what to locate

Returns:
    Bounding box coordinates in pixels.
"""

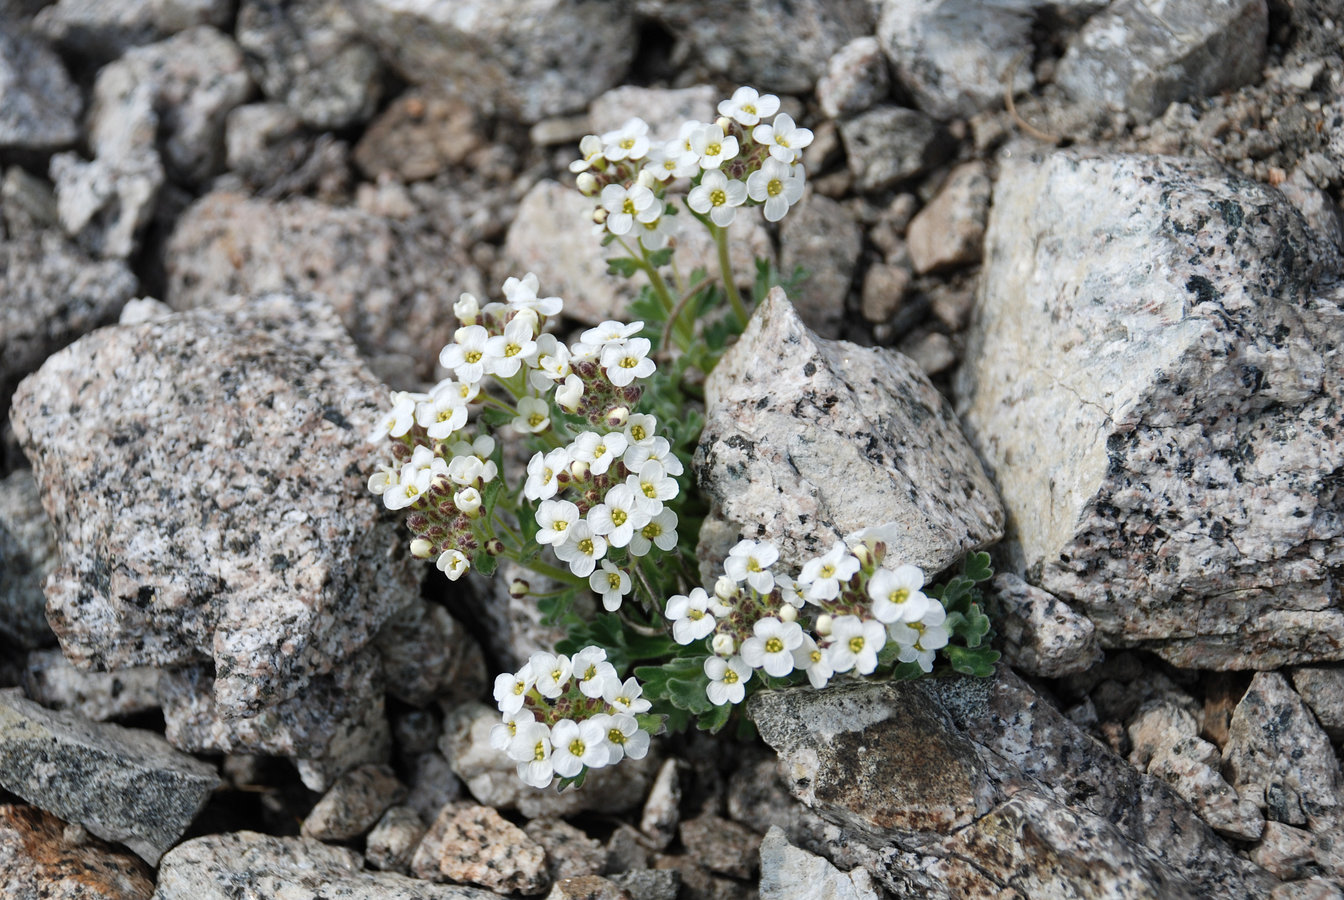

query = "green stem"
[710,222,749,327]
[513,554,588,589]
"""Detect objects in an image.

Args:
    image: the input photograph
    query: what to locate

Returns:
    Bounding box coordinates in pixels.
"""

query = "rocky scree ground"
[2,0,1344,898]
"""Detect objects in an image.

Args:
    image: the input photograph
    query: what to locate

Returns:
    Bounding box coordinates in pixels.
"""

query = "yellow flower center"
[533,742,546,761]
[767,179,783,197]
[723,669,740,685]
[528,412,546,427]
[819,564,835,578]
[554,520,569,532]
[765,637,783,654]
[710,189,726,207]
[569,738,586,756]
[891,588,910,605]
[747,559,761,572]
[642,523,662,539]
[620,137,635,150]
[620,356,638,368]
[608,728,627,746]
[809,650,822,664]
[707,142,722,156]
[512,682,524,695]
[505,342,521,357]
[623,198,637,215]
[611,509,627,527]
[437,409,453,422]
[579,538,594,555]
[630,425,646,441]
[641,482,658,498]
[606,573,622,590]
[688,609,704,621]
[464,349,482,363]
[848,636,865,654]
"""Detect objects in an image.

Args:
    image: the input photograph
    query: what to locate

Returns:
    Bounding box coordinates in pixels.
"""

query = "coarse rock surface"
[345,0,636,122]
[0,27,81,153]
[679,814,761,879]
[10,294,417,717]
[1055,0,1269,123]
[956,149,1344,670]
[0,803,154,900]
[1,166,60,237]
[1224,671,1344,833]
[838,106,950,193]
[166,191,485,385]
[524,817,606,882]
[23,650,159,722]
[33,0,233,63]
[1291,666,1344,742]
[696,288,1003,573]
[155,831,501,900]
[374,600,487,708]
[636,0,874,93]
[777,190,862,339]
[222,104,351,201]
[503,179,774,327]
[608,870,679,900]
[236,0,382,130]
[160,648,390,792]
[0,470,59,649]
[0,689,220,864]
[816,37,891,121]
[640,758,681,848]
[906,161,991,274]
[990,573,1101,678]
[411,802,550,895]
[301,763,405,841]
[749,672,1277,898]
[365,805,425,874]
[757,826,879,900]
[441,702,657,819]
[354,89,485,183]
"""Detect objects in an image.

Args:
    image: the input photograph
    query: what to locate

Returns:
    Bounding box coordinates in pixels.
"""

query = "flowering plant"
[369,87,998,791]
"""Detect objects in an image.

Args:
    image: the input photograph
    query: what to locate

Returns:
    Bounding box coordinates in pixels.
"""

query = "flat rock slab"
[957,150,1344,669]
[10,293,416,717]
[748,672,1276,898]
[697,287,1003,573]
[0,803,153,900]
[0,689,219,864]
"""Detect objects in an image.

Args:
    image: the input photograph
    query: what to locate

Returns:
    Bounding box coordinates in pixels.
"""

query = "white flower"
[435,548,469,581]
[454,292,480,325]
[446,454,485,488]
[572,645,619,699]
[555,374,584,411]
[508,721,554,789]
[624,413,659,447]
[776,573,808,609]
[746,157,806,223]
[626,460,678,516]
[493,666,534,714]
[415,386,468,440]
[588,484,649,548]
[601,337,656,387]
[601,713,650,764]
[581,320,644,346]
[752,113,813,163]
[491,708,534,751]
[711,633,736,657]
[440,325,490,384]
[555,520,607,577]
[792,634,833,689]
[628,506,678,557]
[688,122,739,170]
[531,652,573,698]
[644,144,680,182]
[453,487,481,515]
[572,430,629,476]
[524,448,569,501]
[550,718,612,777]
[634,208,679,251]
[502,272,563,317]
[739,617,804,677]
[483,316,538,378]
[718,86,780,127]
[623,435,683,476]
[367,463,398,496]
[603,676,651,715]
[826,615,886,675]
[705,655,751,706]
[512,396,551,434]
[868,565,931,625]
[601,117,651,161]
[569,134,606,173]
[384,446,445,510]
[724,539,780,595]
[687,169,748,227]
[600,182,658,236]
[798,542,861,602]
[666,587,716,644]
[369,391,419,442]
[890,601,950,673]
[589,561,632,612]
[531,334,573,391]
[536,499,580,547]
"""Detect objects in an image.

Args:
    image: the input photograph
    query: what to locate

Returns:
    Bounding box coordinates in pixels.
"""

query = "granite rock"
[906,161,991,274]
[588,85,718,142]
[301,764,405,841]
[11,294,417,717]
[1291,666,1344,742]
[1056,0,1269,123]
[405,751,462,826]
[365,805,425,874]
[0,27,80,153]
[0,689,219,864]
[1253,821,1318,880]
[33,0,232,63]
[166,191,485,385]
[346,0,636,122]
[640,758,681,848]
[990,573,1101,678]
[354,89,485,183]
[0,803,154,900]
[817,37,891,121]
[237,0,382,130]
[777,191,862,339]
[839,106,950,193]
[22,650,159,722]
[544,877,630,900]
[155,831,500,900]
[636,0,873,93]
[608,870,680,900]
[679,814,761,879]
[374,599,486,708]
[525,817,606,882]
[1224,672,1344,832]
[956,150,1344,669]
[411,802,550,895]
[758,826,879,900]
[1,166,60,237]
[0,470,59,649]
[749,672,1276,897]
[696,288,1003,574]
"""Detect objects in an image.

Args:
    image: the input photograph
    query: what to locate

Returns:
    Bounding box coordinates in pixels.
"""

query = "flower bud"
[570,460,589,481]
[714,575,738,602]
[852,543,872,569]
[592,206,609,226]
[454,292,479,325]
[511,307,539,334]
[715,115,732,132]
[410,538,434,558]
[711,633,736,656]
[605,406,629,428]
[509,579,531,598]
[779,604,798,624]
[485,538,504,556]
[636,168,656,189]
[454,487,482,516]
[576,172,599,196]
[815,614,833,636]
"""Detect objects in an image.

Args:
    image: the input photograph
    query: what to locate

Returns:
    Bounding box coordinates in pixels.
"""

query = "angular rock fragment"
[545,877,629,900]
[11,294,417,718]
[839,106,949,193]
[302,764,405,841]
[374,600,486,708]
[639,758,681,848]
[0,28,81,153]
[0,804,154,900]
[678,814,761,879]
[957,150,1344,669]
[354,89,484,182]
[365,806,425,873]
[778,191,862,339]
[817,37,891,121]
[411,802,550,895]
[0,689,219,864]
[0,471,59,649]
[906,161,991,274]
[758,826,879,900]
[1291,666,1344,742]
[587,85,717,141]
[990,573,1101,678]
[525,817,606,882]
[34,0,233,63]
[696,288,1003,573]
[23,650,159,722]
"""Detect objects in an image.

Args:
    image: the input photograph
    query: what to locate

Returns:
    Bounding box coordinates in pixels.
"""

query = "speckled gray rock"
[503,179,774,327]
[1224,672,1344,833]
[236,0,382,130]
[0,689,219,864]
[365,806,425,873]
[412,802,550,895]
[696,288,1003,574]
[441,703,656,818]
[636,0,873,93]
[957,150,1344,670]
[749,673,1276,897]
[640,758,681,848]
[906,161,991,274]
[838,106,950,193]
[680,815,761,879]
[524,817,606,882]
[374,600,486,708]
[346,0,635,122]
[405,751,462,826]
[588,85,717,141]
[160,649,390,792]
[0,804,155,900]
[777,191,862,339]
[154,831,501,900]
[816,37,890,121]
[34,0,232,63]
[1055,0,1268,122]
[22,650,159,722]
[0,28,80,153]
[608,870,679,900]
[224,104,351,200]
[0,471,58,649]
[302,764,405,841]
[1,167,60,237]
[990,573,1101,678]
[166,191,485,385]
[1291,666,1344,742]
[353,89,485,183]
[10,294,417,718]
[758,827,879,900]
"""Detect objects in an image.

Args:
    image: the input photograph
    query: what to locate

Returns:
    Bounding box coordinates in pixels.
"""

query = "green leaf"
[889,660,927,681]
[960,602,992,649]
[647,247,674,269]
[945,645,1000,678]
[636,657,714,716]
[606,257,640,278]
[473,547,497,578]
[962,551,993,583]
[696,701,732,734]
[555,768,588,793]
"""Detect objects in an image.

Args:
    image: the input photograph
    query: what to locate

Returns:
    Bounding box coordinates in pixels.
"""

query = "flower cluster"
[492,646,654,789]
[666,529,951,706]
